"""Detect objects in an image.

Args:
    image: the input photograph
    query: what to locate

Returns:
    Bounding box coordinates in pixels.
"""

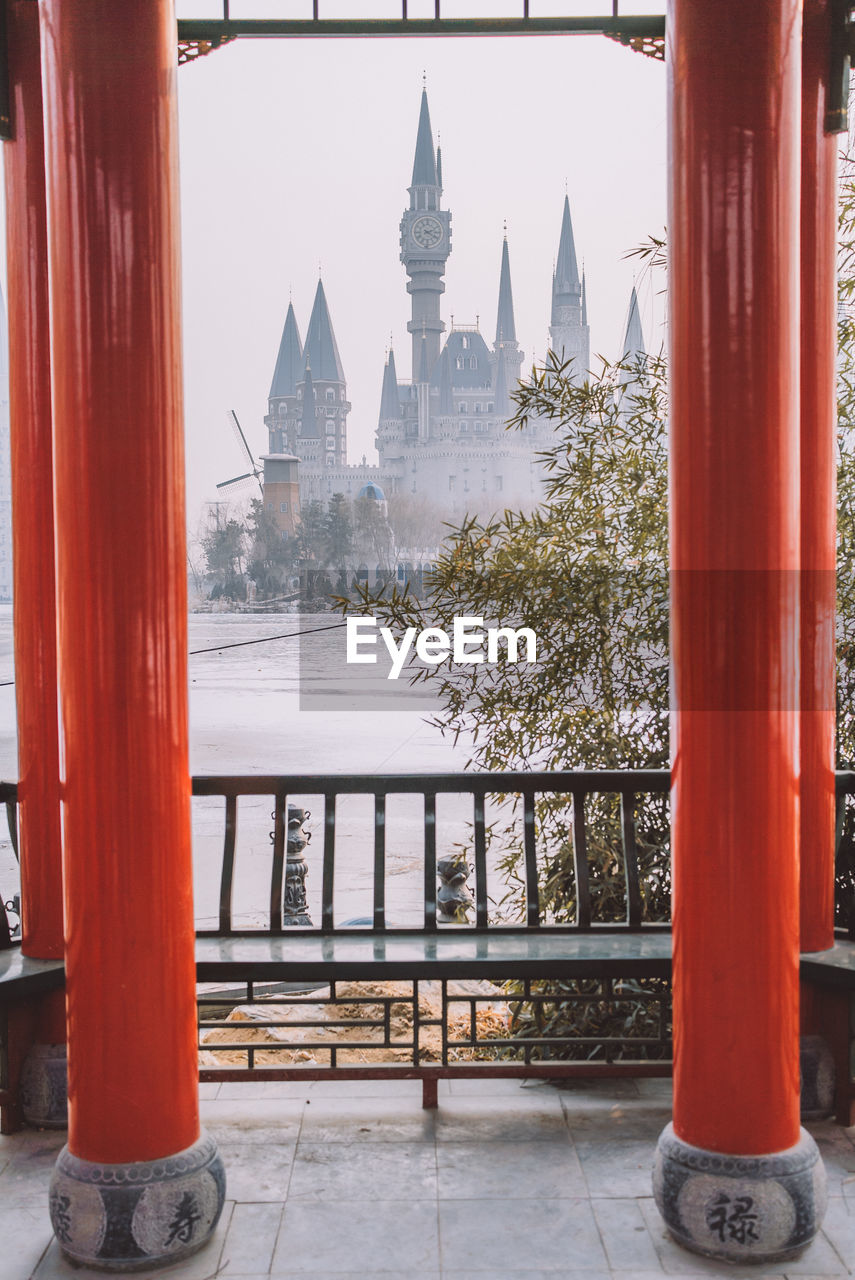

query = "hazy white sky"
[175,17,668,522]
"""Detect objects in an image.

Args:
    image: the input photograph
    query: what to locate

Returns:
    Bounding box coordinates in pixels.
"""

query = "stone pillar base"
[49,1131,226,1271]
[20,1043,67,1129]
[800,1034,835,1120]
[653,1122,826,1263]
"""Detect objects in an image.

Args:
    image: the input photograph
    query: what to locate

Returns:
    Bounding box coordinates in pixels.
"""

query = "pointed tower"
[399,88,452,380]
[493,233,524,421]
[617,286,648,417]
[299,279,350,469]
[265,301,303,453]
[620,285,647,369]
[549,195,590,383]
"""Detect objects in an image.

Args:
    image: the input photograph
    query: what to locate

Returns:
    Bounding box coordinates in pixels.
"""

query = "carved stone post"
[438,854,473,923]
[284,806,313,926]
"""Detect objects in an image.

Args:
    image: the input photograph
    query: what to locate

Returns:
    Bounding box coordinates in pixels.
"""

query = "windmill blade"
[216,473,256,495]
[227,410,261,477]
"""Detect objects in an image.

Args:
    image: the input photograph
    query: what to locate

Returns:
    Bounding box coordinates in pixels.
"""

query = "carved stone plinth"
[50,1131,226,1271]
[653,1122,826,1263]
[21,1042,67,1129]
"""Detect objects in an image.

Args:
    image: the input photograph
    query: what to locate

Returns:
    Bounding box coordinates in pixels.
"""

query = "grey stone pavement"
[3,1077,855,1279]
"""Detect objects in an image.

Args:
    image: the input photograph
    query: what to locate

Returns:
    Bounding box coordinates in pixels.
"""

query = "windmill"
[216,410,264,499]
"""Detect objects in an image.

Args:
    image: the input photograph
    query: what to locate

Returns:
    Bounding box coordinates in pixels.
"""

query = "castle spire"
[554,194,581,296]
[410,88,438,191]
[379,348,401,419]
[303,279,345,383]
[621,284,646,365]
[495,234,517,346]
[268,301,303,399]
[581,268,588,328]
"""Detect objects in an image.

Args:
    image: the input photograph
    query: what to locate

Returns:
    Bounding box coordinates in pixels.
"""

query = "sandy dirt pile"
[199,979,509,1067]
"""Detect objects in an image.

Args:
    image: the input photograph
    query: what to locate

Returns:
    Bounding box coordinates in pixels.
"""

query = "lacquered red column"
[39,0,199,1163]
[668,0,801,1156]
[5,0,63,965]
[800,0,837,955]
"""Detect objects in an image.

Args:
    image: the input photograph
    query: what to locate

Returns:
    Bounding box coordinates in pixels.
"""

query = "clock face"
[412,216,444,249]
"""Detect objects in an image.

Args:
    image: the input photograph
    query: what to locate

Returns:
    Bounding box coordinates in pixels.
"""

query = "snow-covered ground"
[0,609,493,928]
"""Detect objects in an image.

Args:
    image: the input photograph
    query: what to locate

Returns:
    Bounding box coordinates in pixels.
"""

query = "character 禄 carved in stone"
[706,1193,760,1246]
[284,806,313,926]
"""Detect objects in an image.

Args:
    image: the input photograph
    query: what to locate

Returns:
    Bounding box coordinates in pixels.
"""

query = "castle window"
[462,336,469,349]
[495,475,503,491]
[326,437,335,450]
[470,357,477,370]
[326,422,335,434]
[456,357,464,370]
[267,502,274,510]
[475,422,484,432]
[475,403,481,413]
[326,388,335,400]
[280,502,289,513]
[488,403,494,412]
[459,422,468,432]
[459,402,466,414]
[326,456,334,467]
[281,530,289,540]
[449,475,456,492]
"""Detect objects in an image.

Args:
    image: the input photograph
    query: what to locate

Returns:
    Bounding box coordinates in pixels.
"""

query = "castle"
[260,88,644,532]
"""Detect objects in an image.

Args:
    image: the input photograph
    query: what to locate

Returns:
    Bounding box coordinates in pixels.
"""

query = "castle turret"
[399,89,452,379]
[617,285,648,417]
[302,279,349,467]
[549,195,590,382]
[493,233,524,419]
[265,301,303,453]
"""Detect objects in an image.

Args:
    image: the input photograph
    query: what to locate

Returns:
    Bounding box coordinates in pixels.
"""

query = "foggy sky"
[176,12,667,523]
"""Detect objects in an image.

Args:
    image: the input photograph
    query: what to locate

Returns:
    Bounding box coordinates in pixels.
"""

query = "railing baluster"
[424,792,437,930]
[473,793,488,928]
[373,793,386,931]
[523,792,539,927]
[621,792,642,928]
[269,790,286,930]
[322,793,336,931]
[572,793,591,929]
[219,795,237,933]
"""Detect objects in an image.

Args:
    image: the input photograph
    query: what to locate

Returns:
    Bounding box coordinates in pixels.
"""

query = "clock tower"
[399,88,451,379]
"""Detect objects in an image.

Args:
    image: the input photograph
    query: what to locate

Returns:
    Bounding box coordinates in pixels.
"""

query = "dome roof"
[358,482,386,502]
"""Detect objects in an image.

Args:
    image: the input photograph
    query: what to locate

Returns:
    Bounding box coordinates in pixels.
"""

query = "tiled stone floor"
[4,1077,855,1279]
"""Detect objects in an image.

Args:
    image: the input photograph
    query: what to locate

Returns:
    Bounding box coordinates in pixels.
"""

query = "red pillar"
[655,0,825,1263]
[41,2,224,1263]
[800,0,837,956]
[5,0,63,964]
[39,0,200,1166]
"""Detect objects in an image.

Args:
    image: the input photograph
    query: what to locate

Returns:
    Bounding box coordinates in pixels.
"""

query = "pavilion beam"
[4,0,66,1130]
[38,0,224,1268]
[654,0,826,1262]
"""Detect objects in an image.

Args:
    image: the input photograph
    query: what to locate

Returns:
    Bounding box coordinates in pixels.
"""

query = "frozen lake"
[0,609,505,929]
